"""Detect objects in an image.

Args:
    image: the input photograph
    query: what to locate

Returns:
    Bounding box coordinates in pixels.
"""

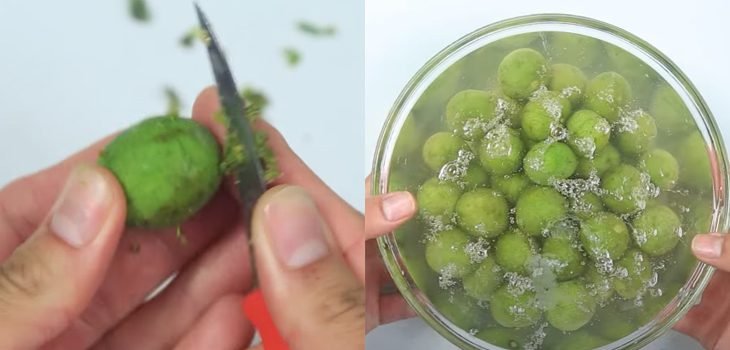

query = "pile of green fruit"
[390,32,714,349]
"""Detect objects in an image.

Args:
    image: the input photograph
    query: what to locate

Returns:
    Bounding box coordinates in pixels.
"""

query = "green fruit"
[542,236,585,281]
[462,161,489,189]
[98,116,222,228]
[551,331,608,350]
[432,292,489,330]
[463,256,502,300]
[575,144,621,178]
[455,188,509,238]
[478,125,525,176]
[631,205,682,256]
[650,83,693,135]
[579,212,630,261]
[520,90,572,141]
[393,114,421,157]
[490,285,542,328]
[638,149,679,190]
[614,110,657,155]
[676,131,712,192]
[477,327,525,349]
[445,90,496,140]
[417,177,462,218]
[523,141,578,185]
[595,308,635,340]
[545,280,596,331]
[584,72,632,122]
[495,231,535,273]
[604,43,656,103]
[613,249,652,299]
[549,32,603,69]
[422,132,467,172]
[570,192,604,219]
[491,173,531,204]
[549,63,587,107]
[582,263,615,304]
[425,229,475,277]
[600,164,651,214]
[498,48,549,100]
[516,187,567,236]
[566,109,611,158]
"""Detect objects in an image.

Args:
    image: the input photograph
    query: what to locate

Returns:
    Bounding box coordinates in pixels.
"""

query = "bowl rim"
[371,13,730,350]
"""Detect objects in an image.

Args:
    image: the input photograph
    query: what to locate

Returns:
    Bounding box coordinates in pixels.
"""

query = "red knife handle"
[242,289,289,350]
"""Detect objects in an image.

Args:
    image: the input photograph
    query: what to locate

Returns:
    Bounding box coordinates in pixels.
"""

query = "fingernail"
[692,233,724,259]
[264,186,329,269]
[50,166,114,248]
[382,192,415,222]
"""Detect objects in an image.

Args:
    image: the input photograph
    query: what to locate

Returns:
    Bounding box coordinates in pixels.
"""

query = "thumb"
[0,164,126,350]
[250,185,364,350]
[692,233,730,271]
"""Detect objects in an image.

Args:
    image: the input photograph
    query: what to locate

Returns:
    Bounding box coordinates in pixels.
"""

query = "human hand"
[0,87,364,350]
[673,233,730,350]
[365,176,418,332]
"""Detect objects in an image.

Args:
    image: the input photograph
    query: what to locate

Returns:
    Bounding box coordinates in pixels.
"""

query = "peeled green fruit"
[99,116,222,228]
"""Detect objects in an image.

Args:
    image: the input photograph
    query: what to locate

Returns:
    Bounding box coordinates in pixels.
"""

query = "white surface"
[0,0,364,211]
[364,0,728,349]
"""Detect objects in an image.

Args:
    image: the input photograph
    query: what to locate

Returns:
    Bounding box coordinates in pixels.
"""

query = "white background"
[0,0,363,210]
[365,0,729,349]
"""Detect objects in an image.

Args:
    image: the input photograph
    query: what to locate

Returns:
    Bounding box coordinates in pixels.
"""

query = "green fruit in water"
[570,192,604,219]
[491,173,531,204]
[445,89,496,140]
[545,280,596,331]
[417,177,462,219]
[463,256,502,300]
[582,263,615,304]
[650,83,694,136]
[477,327,526,349]
[520,90,572,141]
[422,132,467,172]
[614,110,658,155]
[631,205,682,257]
[516,186,567,236]
[579,212,630,262]
[98,116,222,228]
[431,291,489,330]
[584,71,632,122]
[613,249,652,299]
[425,228,475,278]
[549,32,603,69]
[462,161,489,189]
[676,131,713,192]
[498,48,550,100]
[542,236,585,281]
[393,114,421,158]
[551,330,608,350]
[638,149,679,190]
[495,230,535,273]
[549,63,587,107]
[478,125,525,176]
[566,109,611,158]
[604,43,656,103]
[523,141,578,185]
[455,188,509,238]
[490,285,542,328]
[600,164,651,214]
[575,144,621,178]
[595,307,635,340]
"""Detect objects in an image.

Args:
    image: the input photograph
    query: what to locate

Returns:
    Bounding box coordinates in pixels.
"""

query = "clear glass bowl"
[371,14,730,350]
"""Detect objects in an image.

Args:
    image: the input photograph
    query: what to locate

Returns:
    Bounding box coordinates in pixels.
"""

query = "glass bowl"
[371,14,729,350]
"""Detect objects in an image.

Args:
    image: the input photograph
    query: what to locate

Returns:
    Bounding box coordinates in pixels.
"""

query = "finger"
[192,87,365,282]
[365,191,416,240]
[93,221,252,350]
[0,135,116,260]
[173,294,254,350]
[251,185,364,349]
[691,233,730,271]
[0,165,126,349]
